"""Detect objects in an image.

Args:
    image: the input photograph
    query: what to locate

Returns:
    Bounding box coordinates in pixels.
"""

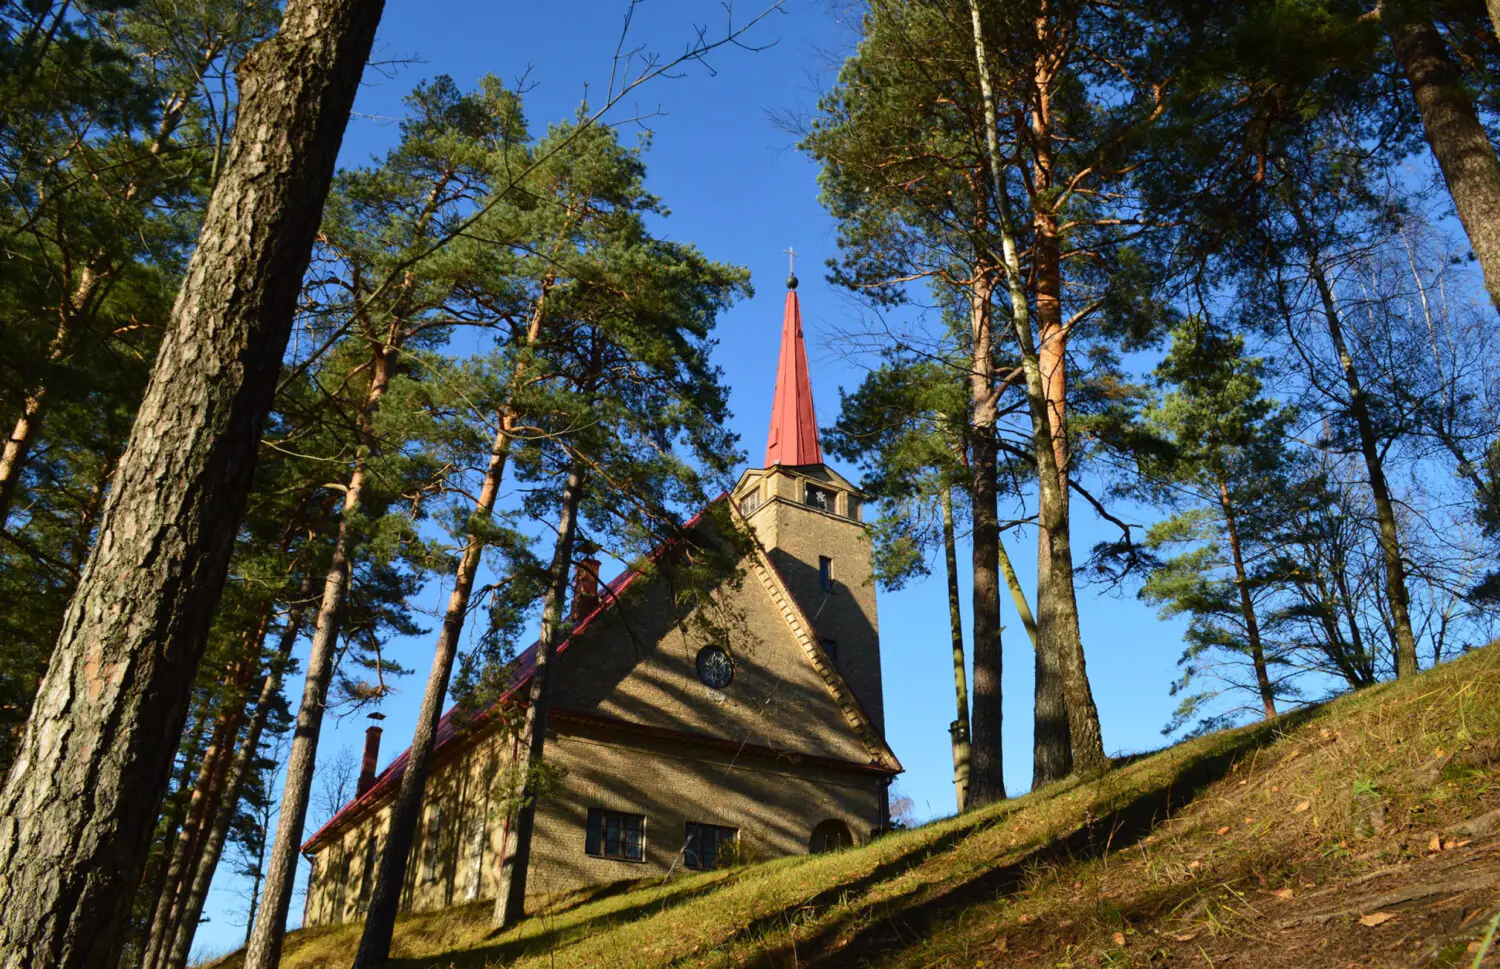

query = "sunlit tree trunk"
[1382,0,1500,308]
[161,596,310,969]
[1028,33,1106,780]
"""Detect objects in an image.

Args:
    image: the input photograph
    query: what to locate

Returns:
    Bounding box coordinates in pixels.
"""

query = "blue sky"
[192,0,1189,957]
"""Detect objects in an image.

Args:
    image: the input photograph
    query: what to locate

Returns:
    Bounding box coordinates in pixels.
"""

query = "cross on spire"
[784,246,799,290]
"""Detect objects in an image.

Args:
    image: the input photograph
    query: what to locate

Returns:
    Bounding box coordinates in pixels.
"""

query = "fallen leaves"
[1216,826,1231,835]
[1270,888,1295,900]
[1112,931,1126,946]
[1293,800,1311,813]
[1358,912,1396,927]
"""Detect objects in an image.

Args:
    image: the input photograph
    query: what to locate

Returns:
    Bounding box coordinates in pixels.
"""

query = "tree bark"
[1028,37,1106,780]
[1381,0,1500,308]
[1297,219,1420,678]
[493,462,586,929]
[354,412,517,965]
[244,341,397,969]
[1217,477,1275,719]
[161,596,309,969]
[940,488,971,813]
[0,1,382,964]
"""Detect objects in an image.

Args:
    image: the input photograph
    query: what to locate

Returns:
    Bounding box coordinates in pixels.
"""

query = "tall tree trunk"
[142,717,236,969]
[493,462,586,929]
[964,3,1009,809]
[939,488,971,813]
[160,596,310,969]
[1028,40,1106,779]
[1217,477,1275,719]
[966,286,1007,808]
[1295,213,1420,678]
[354,412,517,966]
[244,342,397,969]
[1381,0,1500,307]
[129,715,211,969]
[144,609,270,969]
[0,2,381,963]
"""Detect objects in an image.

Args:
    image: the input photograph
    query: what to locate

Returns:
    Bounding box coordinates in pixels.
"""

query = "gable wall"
[548,541,873,765]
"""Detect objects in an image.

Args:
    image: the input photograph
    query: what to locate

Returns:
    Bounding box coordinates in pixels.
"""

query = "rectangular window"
[585,808,645,861]
[684,822,738,871]
[821,637,837,660]
[819,556,833,592]
[805,484,833,512]
[740,488,761,514]
[846,495,860,520]
[423,801,444,881]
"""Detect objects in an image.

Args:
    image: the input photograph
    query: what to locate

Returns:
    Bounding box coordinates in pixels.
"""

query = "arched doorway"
[809,818,854,854]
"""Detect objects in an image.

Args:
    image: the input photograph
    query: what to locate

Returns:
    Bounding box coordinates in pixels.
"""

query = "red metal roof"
[764,286,823,467]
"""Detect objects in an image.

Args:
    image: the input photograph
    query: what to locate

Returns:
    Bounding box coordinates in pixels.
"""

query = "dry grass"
[206,643,1500,969]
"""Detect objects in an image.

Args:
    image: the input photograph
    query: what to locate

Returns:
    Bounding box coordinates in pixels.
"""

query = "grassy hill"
[210,644,1500,969]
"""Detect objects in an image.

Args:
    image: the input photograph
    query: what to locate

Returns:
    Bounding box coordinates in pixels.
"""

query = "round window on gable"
[695,645,734,690]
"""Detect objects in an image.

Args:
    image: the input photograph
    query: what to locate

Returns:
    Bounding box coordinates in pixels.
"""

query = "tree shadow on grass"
[737,706,1321,969]
[384,871,742,968]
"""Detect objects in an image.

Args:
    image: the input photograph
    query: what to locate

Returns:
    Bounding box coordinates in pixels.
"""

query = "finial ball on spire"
[787,273,798,290]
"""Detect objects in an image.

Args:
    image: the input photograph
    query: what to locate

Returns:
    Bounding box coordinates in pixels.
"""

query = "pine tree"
[1134,319,1299,730]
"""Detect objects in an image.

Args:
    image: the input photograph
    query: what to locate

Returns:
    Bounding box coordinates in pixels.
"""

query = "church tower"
[732,271,886,734]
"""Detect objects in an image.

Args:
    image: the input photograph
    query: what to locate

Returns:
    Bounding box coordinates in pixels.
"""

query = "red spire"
[765,278,823,466]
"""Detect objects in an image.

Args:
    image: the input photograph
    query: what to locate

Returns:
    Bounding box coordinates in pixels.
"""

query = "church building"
[300,275,901,926]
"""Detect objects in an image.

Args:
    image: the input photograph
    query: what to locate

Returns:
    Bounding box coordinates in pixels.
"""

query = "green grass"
[206,643,1500,969]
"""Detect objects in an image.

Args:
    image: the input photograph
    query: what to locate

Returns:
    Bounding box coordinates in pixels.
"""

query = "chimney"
[357,713,385,798]
[571,557,602,621]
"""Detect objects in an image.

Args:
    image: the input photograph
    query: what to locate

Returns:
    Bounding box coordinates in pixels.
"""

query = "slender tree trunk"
[0,3,380,962]
[1297,224,1420,678]
[1217,477,1275,719]
[243,342,396,969]
[493,463,586,929]
[142,718,236,969]
[354,414,516,965]
[939,488,971,813]
[1488,0,1500,45]
[358,223,566,966]
[0,266,102,529]
[1381,0,1500,308]
[145,609,270,969]
[997,538,1037,648]
[129,716,210,969]
[161,596,310,969]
